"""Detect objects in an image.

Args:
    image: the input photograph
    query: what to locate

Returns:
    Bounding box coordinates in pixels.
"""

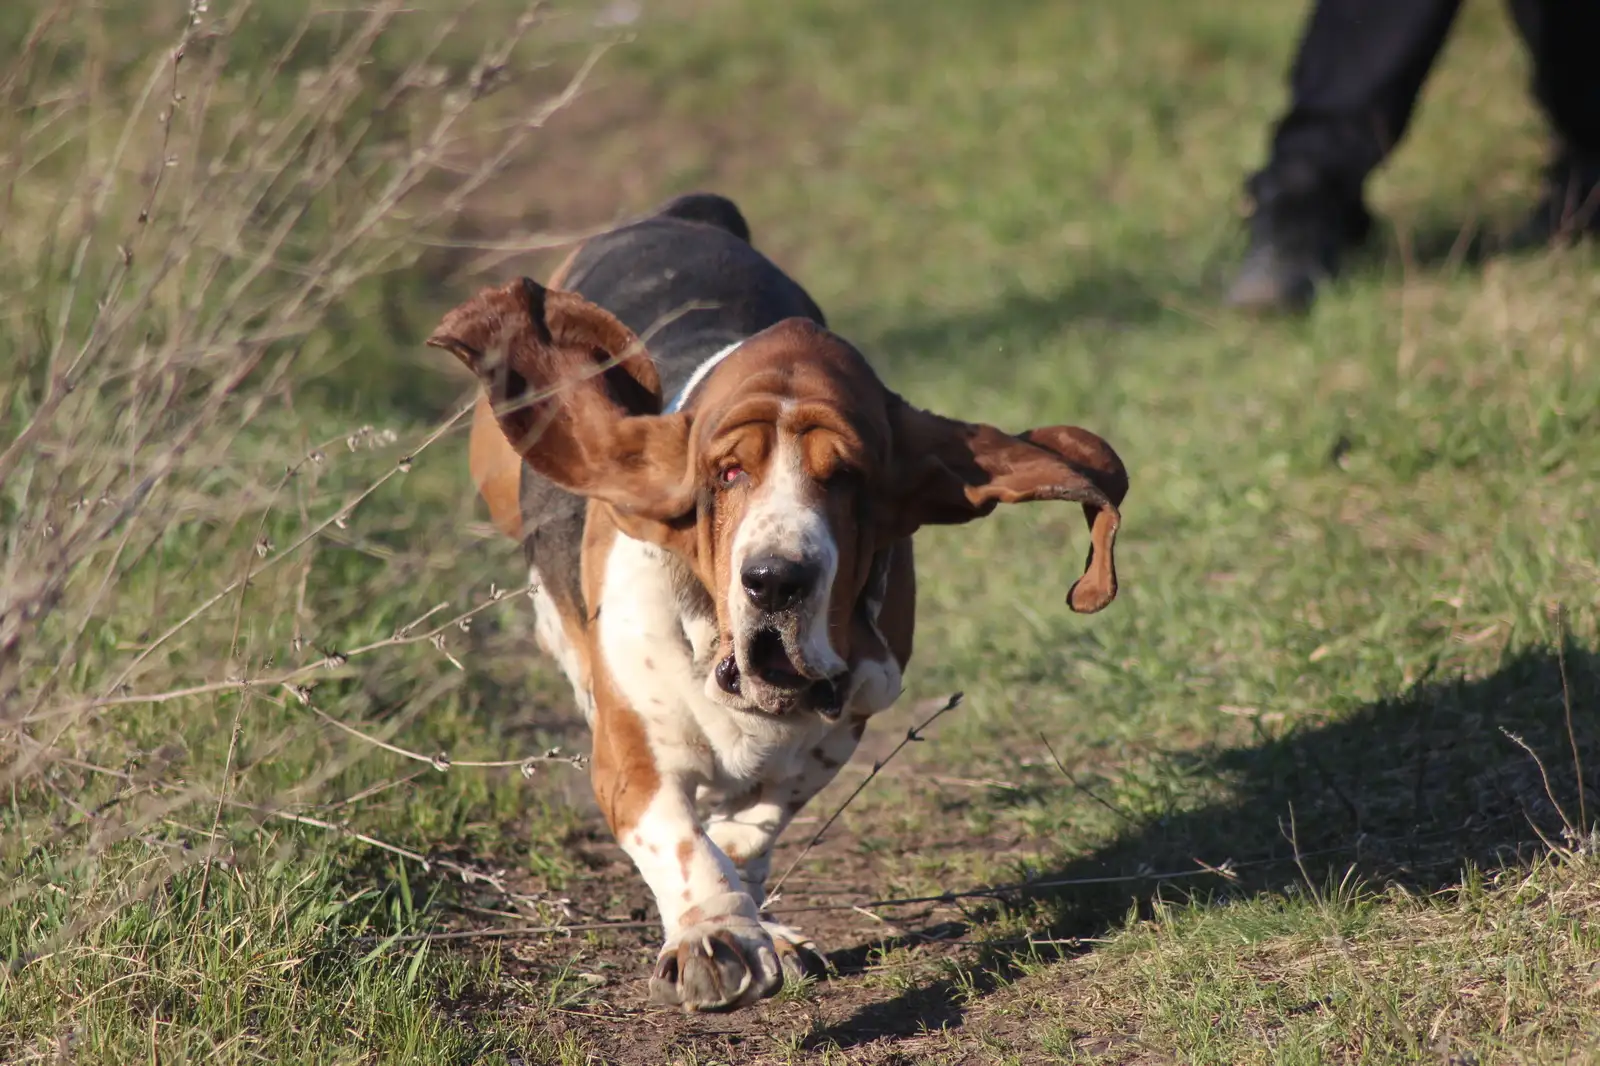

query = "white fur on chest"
[595,533,849,790]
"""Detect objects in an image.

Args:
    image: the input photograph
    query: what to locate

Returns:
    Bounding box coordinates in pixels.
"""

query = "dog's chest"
[588,534,840,788]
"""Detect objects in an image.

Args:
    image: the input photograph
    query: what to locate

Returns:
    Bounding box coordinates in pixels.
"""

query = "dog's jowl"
[427,193,1129,1012]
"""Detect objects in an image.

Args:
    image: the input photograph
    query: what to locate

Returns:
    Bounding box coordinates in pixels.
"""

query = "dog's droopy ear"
[887,399,1128,613]
[427,278,695,527]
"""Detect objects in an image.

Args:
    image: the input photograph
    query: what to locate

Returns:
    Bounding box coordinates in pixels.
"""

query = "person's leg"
[1229,0,1465,311]
[1505,0,1600,243]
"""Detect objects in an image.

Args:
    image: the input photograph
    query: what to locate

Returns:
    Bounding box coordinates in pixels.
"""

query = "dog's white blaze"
[728,433,845,678]
[586,515,906,960]
[598,533,832,783]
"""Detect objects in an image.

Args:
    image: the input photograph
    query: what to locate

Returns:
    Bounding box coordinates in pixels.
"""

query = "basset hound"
[427,193,1128,1012]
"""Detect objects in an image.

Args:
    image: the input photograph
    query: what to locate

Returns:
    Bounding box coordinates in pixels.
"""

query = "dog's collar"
[664,339,746,414]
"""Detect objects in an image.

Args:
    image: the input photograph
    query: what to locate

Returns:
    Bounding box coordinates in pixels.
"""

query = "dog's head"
[429,279,1128,716]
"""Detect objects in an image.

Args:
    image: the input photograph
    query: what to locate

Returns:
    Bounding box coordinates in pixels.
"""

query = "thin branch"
[33,572,510,719]
[362,921,658,947]
[97,399,475,699]
[303,699,587,774]
[1554,606,1588,833]
[238,802,431,867]
[765,692,963,901]
[320,769,431,811]
[1038,731,1137,826]
[771,824,1516,915]
[832,763,1021,791]
[1501,727,1578,844]
[198,688,248,909]
[779,863,1229,914]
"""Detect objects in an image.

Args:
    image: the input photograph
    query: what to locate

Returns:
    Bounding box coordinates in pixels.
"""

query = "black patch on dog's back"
[653,193,752,244]
[520,193,828,617]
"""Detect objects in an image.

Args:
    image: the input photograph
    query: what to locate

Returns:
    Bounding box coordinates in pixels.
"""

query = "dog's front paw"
[761,919,828,983]
[649,896,783,1012]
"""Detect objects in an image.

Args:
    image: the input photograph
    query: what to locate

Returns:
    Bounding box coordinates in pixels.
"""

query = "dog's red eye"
[719,465,744,485]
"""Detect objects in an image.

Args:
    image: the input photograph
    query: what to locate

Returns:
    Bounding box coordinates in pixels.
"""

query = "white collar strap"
[664,339,745,414]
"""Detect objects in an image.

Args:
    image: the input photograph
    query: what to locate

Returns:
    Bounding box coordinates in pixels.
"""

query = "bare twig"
[1501,727,1579,845]
[97,399,476,700]
[1190,855,1240,883]
[30,576,513,719]
[1553,606,1588,833]
[197,688,247,910]
[832,763,1022,791]
[320,769,431,811]
[361,920,657,947]
[780,863,1225,914]
[302,699,587,775]
[239,802,431,867]
[774,822,1512,916]
[1038,731,1137,826]
[765,692,963,901]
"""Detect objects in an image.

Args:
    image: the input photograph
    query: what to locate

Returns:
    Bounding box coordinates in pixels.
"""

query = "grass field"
[3,0,1598,1063]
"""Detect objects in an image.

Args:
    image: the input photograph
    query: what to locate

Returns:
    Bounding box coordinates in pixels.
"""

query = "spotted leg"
[603,773,785,1012]
[703,718,867,981]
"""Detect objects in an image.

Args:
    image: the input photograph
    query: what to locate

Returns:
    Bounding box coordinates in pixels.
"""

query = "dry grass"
[0,1,617,1058]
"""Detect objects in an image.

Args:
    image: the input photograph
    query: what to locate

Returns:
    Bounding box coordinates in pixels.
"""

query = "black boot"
[1226,162,1373,313]
[1507,146,1600,249]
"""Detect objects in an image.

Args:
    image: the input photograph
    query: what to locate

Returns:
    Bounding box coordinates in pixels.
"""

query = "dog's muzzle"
[714,635,845,717]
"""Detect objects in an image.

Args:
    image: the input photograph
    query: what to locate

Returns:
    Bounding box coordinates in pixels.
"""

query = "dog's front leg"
[702,718,864,981]
[705,790,829,983]
[623,783,787,1010]
[590,712,783,1011]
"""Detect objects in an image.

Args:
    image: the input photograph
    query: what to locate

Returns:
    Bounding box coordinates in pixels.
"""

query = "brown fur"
[588,660,662,835]
[428,281,1127,840]
[469,394,524,539]
[465,245,589,541]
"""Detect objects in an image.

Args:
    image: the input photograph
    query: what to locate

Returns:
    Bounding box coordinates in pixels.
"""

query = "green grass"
[3,0,1598,1062]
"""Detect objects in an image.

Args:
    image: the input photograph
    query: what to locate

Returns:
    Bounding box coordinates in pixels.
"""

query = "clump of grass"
[0,0,611,1057]
[1006,850,1600,1065]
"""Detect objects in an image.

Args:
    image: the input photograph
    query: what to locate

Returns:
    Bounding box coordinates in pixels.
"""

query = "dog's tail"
[653,192,752,245]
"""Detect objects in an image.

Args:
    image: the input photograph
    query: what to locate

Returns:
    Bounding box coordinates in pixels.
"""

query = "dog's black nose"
[740,556,817,612]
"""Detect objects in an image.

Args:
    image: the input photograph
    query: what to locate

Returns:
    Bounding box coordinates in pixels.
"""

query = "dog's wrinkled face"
[679,329,892,716]
[428,278,1128,719]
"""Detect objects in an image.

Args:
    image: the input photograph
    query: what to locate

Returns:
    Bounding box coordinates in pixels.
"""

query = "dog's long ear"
[886,398,1128,613]
[428,278,695,532]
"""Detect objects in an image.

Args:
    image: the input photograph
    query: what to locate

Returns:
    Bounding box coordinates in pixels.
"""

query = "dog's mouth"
[714,628,843,717]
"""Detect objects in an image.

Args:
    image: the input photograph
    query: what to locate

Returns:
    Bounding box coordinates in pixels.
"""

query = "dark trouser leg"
[1229,0,1464,310]
[1260,0,1464,208]
[1505,0,1600,240]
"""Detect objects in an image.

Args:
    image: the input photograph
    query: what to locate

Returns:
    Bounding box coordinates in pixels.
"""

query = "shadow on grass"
[809,642,1600,1049]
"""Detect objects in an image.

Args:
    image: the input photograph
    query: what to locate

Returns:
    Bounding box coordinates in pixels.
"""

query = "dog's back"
[516,194,829,624]
[557,193,826,403]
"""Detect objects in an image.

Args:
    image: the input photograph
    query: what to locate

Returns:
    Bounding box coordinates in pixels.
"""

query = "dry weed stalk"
[765,691,965,904]
[1552,604,1589,836]
[0,0,616,967]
